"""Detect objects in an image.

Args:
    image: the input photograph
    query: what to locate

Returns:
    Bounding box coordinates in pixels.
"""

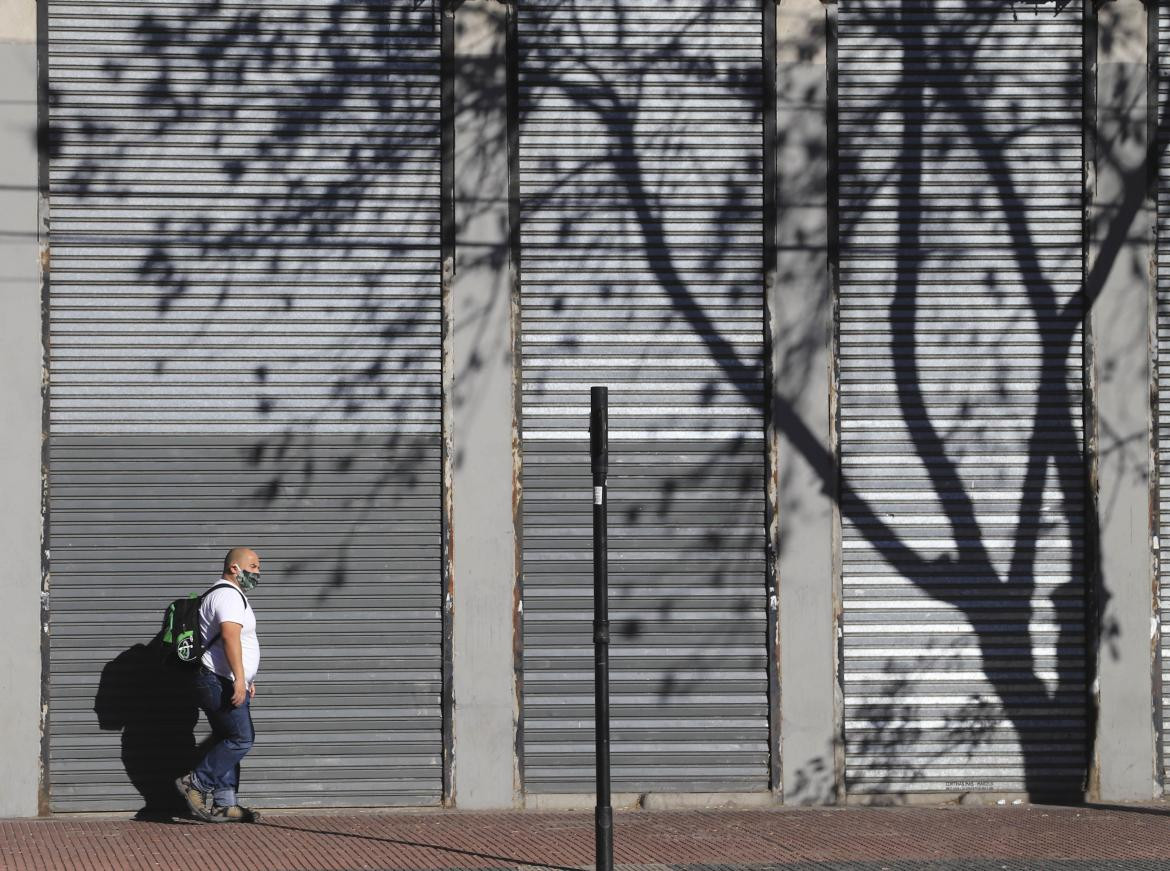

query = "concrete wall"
[449,0,520,809]
[772,0,838,805]
[1089,0,1160,801]
[0,0,45,818]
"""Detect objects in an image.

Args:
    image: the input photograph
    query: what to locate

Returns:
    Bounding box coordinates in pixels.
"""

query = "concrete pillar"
[0,0,45,818]
[450,0,521,809]
[772,0,838,805]
[1089,0,1159,802]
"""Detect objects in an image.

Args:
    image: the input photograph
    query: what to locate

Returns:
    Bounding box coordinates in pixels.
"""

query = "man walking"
[175,547,263,822]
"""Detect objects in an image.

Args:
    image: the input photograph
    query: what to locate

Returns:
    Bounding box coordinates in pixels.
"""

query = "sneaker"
[174,773,212,821]
[207,804,261,824]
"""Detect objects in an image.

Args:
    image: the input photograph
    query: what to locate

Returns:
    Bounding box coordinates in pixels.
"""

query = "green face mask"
[237,569,261,592]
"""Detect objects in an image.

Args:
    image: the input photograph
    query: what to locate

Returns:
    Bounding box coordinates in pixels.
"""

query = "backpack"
[160,583,247,667]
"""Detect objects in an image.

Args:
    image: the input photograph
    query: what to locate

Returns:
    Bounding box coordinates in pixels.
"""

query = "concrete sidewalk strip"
[0,807,1168,871]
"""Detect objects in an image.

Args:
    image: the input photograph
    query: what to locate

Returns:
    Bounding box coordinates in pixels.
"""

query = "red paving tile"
[0,806,1169,871]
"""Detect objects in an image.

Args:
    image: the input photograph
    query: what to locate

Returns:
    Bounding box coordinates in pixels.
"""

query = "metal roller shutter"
[1158,0,1170,794]
[517,0,770,793]
[47,0,444,810]
[837,0,1087,796]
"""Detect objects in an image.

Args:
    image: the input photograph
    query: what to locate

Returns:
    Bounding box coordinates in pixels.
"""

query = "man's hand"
[231,679,248,708]
[248,683,257,700]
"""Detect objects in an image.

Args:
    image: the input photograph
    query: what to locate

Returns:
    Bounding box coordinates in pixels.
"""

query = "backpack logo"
[176,631,195,662]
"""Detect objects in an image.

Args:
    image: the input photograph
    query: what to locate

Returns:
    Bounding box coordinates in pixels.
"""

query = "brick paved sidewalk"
[2,805,1169,871]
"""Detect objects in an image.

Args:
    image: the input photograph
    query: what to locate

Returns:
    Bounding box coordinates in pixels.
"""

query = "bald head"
[223,547,260,579]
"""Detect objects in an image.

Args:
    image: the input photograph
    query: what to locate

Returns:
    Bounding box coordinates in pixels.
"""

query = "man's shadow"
[94,635,210,819]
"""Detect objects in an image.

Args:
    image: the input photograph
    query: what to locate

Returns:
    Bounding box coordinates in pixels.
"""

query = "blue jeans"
[191,668,254,808]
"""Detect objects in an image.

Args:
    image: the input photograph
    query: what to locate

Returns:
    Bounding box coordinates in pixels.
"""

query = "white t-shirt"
[199,580,261,684]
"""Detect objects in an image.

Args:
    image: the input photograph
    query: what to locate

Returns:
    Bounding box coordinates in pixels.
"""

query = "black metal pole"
[590,386,613,871]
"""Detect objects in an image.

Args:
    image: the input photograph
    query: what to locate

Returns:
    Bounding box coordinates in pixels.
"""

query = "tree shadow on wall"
[48,0,448,585]
[516,0,1151,802]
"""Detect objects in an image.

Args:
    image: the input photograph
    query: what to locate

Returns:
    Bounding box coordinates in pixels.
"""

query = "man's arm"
[220,621,248,707]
